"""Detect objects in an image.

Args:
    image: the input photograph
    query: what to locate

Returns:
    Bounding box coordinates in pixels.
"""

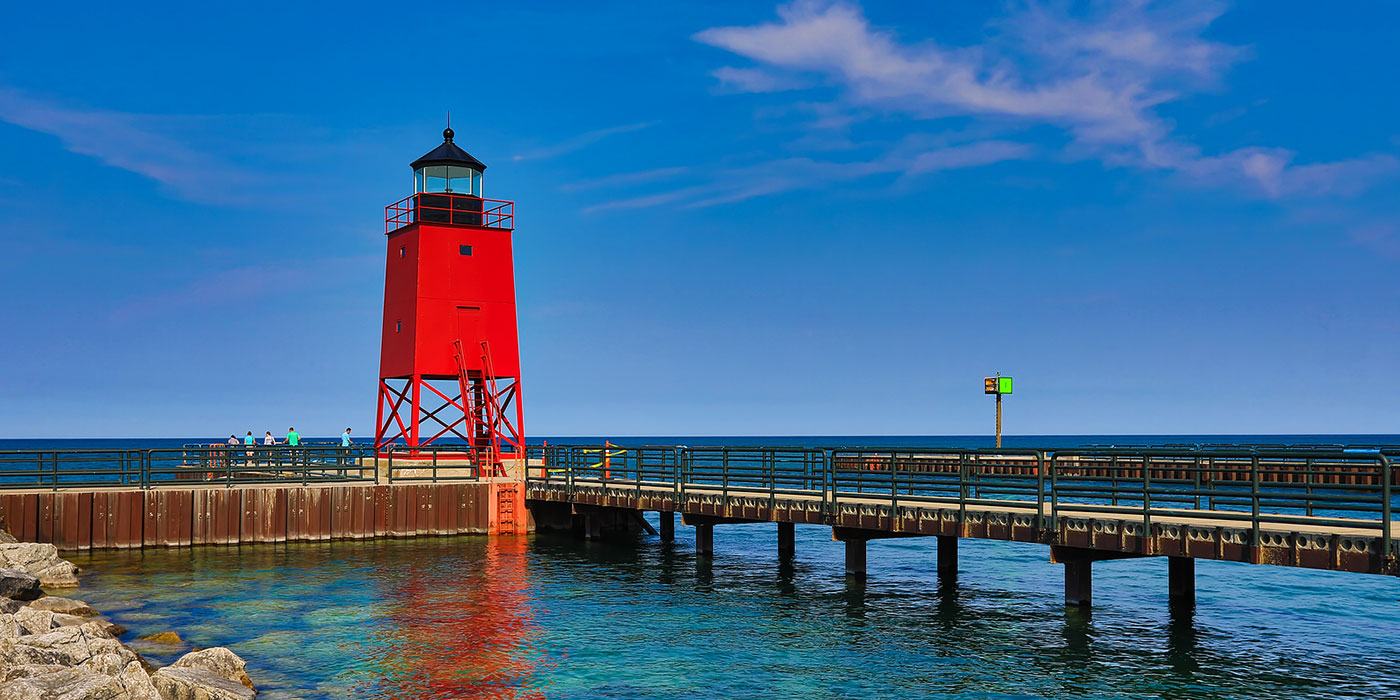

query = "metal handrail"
[530,444,1397,558]
[0,446,381,490]
[385,193,515,232]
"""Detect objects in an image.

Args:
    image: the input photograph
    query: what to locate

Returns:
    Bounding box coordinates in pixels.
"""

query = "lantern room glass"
[414,165,482,196]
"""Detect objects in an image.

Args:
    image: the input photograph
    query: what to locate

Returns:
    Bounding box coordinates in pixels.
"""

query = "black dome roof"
[410,128,487,171]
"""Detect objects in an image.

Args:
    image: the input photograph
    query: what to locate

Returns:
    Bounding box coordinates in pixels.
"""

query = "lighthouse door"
[455,306,482,370]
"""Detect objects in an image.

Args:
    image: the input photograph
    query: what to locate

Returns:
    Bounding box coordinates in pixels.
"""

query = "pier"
[0,445,528,545]
[1,443,1394,609]
[527,444,1398,608]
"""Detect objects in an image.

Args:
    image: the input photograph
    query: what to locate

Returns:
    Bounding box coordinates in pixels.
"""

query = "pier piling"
[778,522,795,559]
[846,539,867,579]
[937,535,958,581]
[1168,556,1195,604]
[660,511,674,542]
[1064,559,1092,608]
[695,523,714,557]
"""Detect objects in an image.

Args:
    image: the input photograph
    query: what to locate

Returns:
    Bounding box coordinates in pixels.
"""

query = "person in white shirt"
[263,431,277,445]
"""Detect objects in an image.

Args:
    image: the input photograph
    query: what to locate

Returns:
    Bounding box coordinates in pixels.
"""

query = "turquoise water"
[68,522,1400,700]
[24,435,1400,697]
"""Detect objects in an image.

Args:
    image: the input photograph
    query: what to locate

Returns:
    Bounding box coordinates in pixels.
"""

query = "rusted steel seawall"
[0,481,528,551]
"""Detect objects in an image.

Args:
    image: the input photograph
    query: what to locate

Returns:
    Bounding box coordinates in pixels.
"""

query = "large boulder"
[0,627,92,667]
[0,568,43,601]
[30,597,99,617]
[0,613,20,639]
[0,544,79,587]
[3,663,69,681]
[170,648,253,690]
[117,661,161,700]
[52,613,91,629]
[15,607,55,634]
[0,597,22,614]
[0,666,127,700]
[151,667,256,700]
[0,623,130,669]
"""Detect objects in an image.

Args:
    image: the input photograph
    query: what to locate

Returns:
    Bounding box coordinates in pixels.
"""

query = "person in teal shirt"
[243,431,255,446]
[341,428,352,447]
[286,427,300,446]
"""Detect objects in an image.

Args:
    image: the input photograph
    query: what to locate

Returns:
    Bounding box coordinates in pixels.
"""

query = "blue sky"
[1,1,1398,438]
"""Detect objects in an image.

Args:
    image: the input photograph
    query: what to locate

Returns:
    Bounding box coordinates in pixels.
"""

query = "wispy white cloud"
[513,121,658,162]
[562,166,691,192]
[586,139,1030,212]
[691,1,1398,199]
[711,66,810,93]
[1349,221,1400,259]
[0,87,268,206]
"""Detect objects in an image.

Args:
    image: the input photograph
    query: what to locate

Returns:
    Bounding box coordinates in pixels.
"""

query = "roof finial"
[443,110,454,143]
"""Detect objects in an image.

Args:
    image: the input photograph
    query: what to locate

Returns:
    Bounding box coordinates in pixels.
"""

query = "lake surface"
[67,522,1400,700]
[21,435,1400,698]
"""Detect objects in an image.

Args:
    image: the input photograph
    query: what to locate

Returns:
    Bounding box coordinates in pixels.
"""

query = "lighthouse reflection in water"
[69,536,549,700]
[372,535,547,699]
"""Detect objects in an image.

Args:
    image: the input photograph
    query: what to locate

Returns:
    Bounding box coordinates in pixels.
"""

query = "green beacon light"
[984,375,1013,448]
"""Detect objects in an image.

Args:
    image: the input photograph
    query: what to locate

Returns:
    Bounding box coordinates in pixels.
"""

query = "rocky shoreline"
[0,532,258,699]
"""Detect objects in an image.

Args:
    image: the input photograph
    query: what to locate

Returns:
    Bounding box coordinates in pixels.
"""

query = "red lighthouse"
[374,127,524,469]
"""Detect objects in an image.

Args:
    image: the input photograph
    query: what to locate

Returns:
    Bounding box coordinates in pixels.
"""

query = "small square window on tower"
[399,246,405,259]
[459,245,473,256]
[395,320,402,333]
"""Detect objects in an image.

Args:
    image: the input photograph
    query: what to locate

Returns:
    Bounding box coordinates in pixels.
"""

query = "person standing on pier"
[225,435,238,445]
[243,431,255,446]
[263,431,276,445]
[286,427,300,447]
[339,427,353,473]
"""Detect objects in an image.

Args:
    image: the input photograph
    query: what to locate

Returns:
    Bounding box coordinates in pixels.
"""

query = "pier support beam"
[937,535,958,581]
[583,513,602,541]
[845,539,867,579]
[1168,556,1195,605]
[660,512,674,542]
[1050,546,1146,609]
[1064,559,1092,608]
[695,524,714,557]
[778,522,795,559]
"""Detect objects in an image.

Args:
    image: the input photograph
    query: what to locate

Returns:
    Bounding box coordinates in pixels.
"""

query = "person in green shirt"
[286,427,301,446]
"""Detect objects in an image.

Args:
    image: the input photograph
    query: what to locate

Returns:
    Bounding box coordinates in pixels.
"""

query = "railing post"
[768,450,776,512]
[722,449,729,509]
[958,452,968,528]
[817,448,828,520]
[566,447,574,498]
[1142,453,1153,555]
[676,448,685,509]
[1381,455,1392,560]
[1049,452,1060,532]
[1251,454,1261,553]
[890,450,899,519]
[1193,455,1202,510]
[1036,450,1046,531]
[50,451,58,491]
